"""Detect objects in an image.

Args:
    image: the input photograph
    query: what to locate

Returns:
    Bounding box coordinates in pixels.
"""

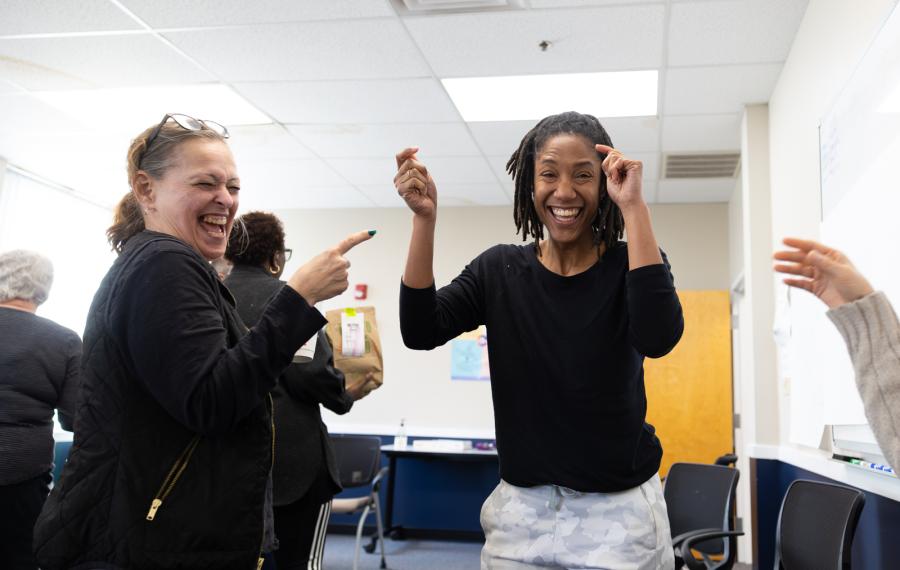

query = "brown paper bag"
[324,306,384,393]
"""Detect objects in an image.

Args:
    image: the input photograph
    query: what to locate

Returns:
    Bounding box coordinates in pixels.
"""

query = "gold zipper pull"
[257,556,265,570]
[146,498,162,521]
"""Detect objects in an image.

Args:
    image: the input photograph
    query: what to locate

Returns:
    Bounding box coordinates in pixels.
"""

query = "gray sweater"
[828,291,900,470]
[0,307,81,485]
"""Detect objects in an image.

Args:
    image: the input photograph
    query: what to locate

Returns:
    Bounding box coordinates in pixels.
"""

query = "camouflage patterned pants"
[480,475,674,570]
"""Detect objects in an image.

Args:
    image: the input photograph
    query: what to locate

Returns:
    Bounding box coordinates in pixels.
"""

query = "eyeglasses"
[140,113,230,167]
[283,248,292,262]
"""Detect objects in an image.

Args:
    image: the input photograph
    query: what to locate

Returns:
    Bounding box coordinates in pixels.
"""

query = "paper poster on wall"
[451,325,490,381]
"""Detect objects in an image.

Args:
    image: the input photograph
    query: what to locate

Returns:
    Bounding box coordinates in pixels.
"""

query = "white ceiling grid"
[0,0,809,209]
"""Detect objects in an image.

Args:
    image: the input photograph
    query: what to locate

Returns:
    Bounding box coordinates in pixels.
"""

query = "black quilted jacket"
[33,231,326,570]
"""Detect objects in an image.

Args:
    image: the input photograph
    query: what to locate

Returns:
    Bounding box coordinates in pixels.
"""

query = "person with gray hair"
[0,250,82,570]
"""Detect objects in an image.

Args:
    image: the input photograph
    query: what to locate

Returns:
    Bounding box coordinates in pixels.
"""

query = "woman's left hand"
[596,144,644,211]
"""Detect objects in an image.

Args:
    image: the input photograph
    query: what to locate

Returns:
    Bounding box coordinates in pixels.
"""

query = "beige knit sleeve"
[828,292,900,470]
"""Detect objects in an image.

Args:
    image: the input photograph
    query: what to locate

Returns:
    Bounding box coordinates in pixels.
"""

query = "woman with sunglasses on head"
[224,211,380,570]
[33,114,375,570]
[397,112,683,569]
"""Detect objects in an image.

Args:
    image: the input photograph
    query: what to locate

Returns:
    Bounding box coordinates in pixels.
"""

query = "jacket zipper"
[257,393,275,569]
[146,435,201,521]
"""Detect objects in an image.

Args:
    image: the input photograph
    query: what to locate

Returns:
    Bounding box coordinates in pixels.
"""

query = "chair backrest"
[664,462,740,556]
[775,479,865,570]
[329,435,382,489]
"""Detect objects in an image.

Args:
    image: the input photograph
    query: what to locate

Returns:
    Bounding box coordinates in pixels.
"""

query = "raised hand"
[595,143,644,211]
[773,237,874,309]
[287,230,375,305]
[395,147,437,220]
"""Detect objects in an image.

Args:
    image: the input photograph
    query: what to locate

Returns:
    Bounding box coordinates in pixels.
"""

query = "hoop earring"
[270,264,280,275]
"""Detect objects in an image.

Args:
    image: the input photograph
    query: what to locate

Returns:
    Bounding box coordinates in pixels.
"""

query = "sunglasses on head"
[140,113,230,168]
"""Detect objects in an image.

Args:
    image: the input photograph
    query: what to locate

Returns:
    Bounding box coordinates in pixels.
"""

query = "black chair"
[714,454,738,467]
[329,435,389,570]
[681,479,866,570]
[664,462,741,569]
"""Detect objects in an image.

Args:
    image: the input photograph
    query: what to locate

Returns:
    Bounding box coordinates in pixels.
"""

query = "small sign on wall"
[451,325,490,381]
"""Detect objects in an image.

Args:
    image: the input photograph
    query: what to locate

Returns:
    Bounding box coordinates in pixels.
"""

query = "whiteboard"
[790,1,900,445]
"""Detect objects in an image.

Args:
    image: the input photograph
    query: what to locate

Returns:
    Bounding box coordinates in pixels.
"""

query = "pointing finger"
[336,230,377,255]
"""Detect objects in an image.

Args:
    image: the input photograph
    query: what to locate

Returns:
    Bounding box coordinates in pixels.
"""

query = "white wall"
[273,202,730,436]
[764,0,897,448]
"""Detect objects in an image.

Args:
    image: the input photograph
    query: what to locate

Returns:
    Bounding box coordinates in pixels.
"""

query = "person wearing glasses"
[224,211,380,570]
[774,237,900,470]
[33,114,375,570]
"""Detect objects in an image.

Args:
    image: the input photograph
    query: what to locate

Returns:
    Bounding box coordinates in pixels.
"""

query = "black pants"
[273,472,334,570]
[0,472,52,570]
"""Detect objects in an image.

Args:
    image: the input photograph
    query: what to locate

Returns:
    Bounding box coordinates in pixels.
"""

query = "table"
[365,443,498,552]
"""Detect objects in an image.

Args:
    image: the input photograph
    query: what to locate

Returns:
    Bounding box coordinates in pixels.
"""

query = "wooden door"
[644,290,733,477]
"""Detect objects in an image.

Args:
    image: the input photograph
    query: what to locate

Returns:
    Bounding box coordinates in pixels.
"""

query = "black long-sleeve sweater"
[400,242,683,492]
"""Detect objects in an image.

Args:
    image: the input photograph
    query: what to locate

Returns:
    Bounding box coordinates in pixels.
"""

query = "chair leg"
[354,504,372,570]
[374,493,387,569]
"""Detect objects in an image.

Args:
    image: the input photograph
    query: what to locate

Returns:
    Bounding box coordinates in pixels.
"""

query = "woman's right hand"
[287,230,374,305]
[395,147,437,220]
[773,237,874,309]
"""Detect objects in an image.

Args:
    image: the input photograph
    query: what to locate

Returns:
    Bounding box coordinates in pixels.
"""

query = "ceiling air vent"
[394,0,525,14]
[662,153,741,179]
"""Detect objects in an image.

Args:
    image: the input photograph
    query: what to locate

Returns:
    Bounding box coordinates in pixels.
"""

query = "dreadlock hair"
[506,111,625,255]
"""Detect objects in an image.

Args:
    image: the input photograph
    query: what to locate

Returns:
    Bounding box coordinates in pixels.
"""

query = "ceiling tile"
[468,121,534,156]
[164,20,430,82]
[286,123,480,158]
[598,116,659,152]
[485,155,515,187]
[0,35,212,90]
[655,178,735,203]
[234,79,461,124]
[120,0,394,28]
[668,0,809,66]
[327,155,496,186]
[469,116,659,157]
[0,126,133,205]
[237,158,350,207]
[358,182,510,208]
[529,0,657,6]
[661,114,741,152]
[664,63,783,115]
[0,79,23,94]
[0,0,140,36]
[404,5,665,77]
[0,93,96,135]
[240,184,373,211]
[227,124,316,161]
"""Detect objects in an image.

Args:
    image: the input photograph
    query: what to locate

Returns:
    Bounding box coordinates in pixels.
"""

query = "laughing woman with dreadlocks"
[395,111,683,569]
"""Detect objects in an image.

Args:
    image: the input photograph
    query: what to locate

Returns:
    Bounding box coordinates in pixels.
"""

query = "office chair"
[329,435,389,570]
[664,462,741,569]
[681,479,865,570]
[714,454,738,467]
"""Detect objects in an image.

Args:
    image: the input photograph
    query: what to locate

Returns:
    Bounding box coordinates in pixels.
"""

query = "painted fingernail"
[368,230,377,236]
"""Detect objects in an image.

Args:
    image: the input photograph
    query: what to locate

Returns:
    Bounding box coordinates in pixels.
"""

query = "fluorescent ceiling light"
[34,84,272,132]
[442,70,657,122]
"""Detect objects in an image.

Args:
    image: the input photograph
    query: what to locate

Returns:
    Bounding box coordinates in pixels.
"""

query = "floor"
[322,534,756,569]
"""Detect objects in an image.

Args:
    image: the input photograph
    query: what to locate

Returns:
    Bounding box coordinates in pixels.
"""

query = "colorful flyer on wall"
[450,325,490,381]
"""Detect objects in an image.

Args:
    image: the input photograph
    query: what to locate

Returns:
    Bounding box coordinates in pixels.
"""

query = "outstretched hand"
[287,230,375,305]
[395,147,437,220]
[595,143,644,210]
[773,237,874,309]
